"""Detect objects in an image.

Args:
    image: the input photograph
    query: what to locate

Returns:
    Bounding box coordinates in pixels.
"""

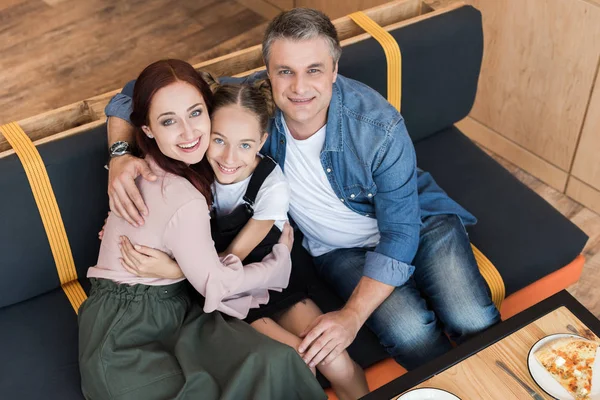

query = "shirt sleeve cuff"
[104,93,133,122]
[363,251,415,287]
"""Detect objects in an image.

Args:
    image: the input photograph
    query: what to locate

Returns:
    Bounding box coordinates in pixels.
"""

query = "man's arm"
[105,79,156,226]
[106,79,137,145]
[299,276,394,367]
[299,118,420,367]
[107,117,135,147]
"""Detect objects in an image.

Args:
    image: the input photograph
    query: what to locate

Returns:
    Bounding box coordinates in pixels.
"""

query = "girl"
[119,76,369,400]
[79,59,325,400]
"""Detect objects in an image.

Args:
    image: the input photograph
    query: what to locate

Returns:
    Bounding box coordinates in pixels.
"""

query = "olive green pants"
[78,278,325,400]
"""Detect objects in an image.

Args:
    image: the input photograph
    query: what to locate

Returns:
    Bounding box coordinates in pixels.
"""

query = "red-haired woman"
[78,59,325,400]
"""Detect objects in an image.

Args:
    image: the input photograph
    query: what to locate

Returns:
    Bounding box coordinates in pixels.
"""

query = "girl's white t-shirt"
[212,159,290,230]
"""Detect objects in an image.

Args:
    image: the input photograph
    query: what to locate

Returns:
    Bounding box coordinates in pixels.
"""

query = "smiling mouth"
[177,138,200,152]
[289,97,315,105]
[216,162,242,174]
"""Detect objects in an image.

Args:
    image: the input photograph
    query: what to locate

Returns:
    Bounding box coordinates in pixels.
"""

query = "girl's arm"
[221,165,290,260]
[119,218,278,277]
[220,218,276,260]
[164,198,292,318]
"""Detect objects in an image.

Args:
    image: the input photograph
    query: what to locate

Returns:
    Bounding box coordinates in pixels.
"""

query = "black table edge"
[362,290,600,400]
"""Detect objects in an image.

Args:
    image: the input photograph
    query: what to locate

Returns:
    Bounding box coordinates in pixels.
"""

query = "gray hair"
[262,8,342,68]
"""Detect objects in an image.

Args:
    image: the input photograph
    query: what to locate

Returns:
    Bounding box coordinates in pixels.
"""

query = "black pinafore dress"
[210,156,309,323]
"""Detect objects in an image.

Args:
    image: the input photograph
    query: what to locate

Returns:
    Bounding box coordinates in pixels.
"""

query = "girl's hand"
[119,236,184,279]
[277,222,294,252]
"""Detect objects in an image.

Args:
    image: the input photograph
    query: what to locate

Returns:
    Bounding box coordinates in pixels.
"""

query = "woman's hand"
[119,236,184,279]
[277,222,294,252]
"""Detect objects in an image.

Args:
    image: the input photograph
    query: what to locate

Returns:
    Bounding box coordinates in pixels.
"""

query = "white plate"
[396,388,461,400]
[528,333,600,400]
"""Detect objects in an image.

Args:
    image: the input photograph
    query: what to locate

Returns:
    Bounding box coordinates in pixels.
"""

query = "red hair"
[130,59,214,202]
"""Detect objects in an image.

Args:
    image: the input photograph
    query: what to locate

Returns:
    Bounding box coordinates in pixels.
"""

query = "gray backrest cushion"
[338,6,483,142]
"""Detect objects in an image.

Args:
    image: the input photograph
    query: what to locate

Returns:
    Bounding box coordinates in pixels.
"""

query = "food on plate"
[534,337,599,399]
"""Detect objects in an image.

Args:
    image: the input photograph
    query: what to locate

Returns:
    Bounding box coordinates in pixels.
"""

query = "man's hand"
[298,308,361,368]
[108,155,156,227]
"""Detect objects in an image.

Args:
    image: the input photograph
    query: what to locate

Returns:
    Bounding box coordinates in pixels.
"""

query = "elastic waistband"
[89,278,188,300]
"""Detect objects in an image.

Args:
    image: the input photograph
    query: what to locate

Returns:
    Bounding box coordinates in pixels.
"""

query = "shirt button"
[326,168,332,173]
[350,194,355,199]
[280,139,285,144]
[367,193,373,197]
[365,214,370,217]
[340,198,344,202]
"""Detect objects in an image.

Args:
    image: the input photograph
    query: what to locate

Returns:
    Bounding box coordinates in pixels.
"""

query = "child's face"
[207,104,267,184]
[142,81,211,165]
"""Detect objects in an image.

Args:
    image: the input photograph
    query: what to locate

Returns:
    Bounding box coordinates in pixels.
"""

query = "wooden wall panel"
[571,68,600,192]
[295,0,392,20]
[566,177,600,216]
[466,0,600,171]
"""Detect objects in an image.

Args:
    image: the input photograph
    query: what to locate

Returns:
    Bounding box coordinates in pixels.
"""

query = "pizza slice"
[534,337,599,399]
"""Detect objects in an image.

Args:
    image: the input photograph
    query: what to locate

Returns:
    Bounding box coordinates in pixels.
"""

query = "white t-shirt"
[212,160,289,231]
[283,121,380,257]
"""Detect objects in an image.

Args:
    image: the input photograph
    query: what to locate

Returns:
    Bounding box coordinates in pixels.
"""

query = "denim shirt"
[105,74,476,287]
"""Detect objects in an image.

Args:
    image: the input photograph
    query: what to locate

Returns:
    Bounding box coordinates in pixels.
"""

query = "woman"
[119,77,369,400]
[79,59,325,400]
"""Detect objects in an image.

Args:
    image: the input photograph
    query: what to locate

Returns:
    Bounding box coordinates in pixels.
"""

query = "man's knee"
[369,291,439,352]
[445,302,500,341]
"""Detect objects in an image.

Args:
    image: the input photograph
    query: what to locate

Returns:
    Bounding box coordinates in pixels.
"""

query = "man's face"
[267,37,338,135]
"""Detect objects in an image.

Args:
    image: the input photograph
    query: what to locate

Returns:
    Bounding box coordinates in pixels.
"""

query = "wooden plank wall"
[450,0,600,215]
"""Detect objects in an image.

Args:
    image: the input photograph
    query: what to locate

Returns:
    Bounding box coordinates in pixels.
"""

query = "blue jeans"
[313,214,501,370]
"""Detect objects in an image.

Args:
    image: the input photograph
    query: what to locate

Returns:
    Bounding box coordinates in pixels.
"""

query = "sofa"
[0,4,588,399]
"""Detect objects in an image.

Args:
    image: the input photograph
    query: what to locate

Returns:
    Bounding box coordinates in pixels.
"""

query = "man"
[104,8,500,371]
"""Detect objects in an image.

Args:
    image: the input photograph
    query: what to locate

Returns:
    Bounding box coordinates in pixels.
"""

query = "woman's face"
[142,81,211,165]
[206,104,267,184]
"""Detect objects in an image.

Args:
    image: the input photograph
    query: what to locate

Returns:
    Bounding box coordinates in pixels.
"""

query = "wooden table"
[363,291,600,400]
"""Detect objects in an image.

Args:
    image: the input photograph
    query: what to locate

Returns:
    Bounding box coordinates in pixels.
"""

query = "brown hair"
[130,59,214,202]
[262,8,341,67]
[201,72,275,133]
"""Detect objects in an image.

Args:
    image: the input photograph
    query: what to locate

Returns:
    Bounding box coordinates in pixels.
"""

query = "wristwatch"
[109,141,132,158]
[105,141,132,170]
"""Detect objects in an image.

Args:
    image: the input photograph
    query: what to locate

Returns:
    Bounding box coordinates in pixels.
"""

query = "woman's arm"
[220,218,276,260]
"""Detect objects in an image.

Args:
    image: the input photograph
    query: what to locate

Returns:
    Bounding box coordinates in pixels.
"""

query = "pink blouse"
[87,157,291,318]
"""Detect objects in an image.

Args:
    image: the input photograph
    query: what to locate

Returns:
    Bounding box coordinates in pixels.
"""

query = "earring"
[142,126,153,139]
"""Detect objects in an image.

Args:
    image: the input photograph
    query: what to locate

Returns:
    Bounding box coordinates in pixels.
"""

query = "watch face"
[110,141,129,155]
